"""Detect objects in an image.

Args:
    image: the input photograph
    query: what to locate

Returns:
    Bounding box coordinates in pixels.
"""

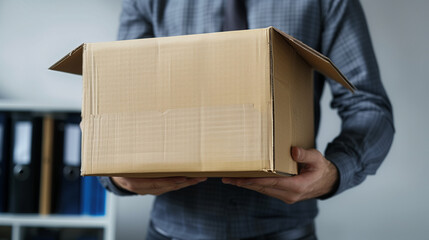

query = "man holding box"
[100,0,394,239]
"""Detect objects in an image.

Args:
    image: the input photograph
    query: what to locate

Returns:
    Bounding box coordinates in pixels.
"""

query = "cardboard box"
[50,27,354,177]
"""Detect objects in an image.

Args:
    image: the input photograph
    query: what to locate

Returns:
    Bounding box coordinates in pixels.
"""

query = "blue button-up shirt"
[100,0,395,239]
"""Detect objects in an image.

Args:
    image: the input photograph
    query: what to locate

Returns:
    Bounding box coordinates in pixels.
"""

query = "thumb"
[291,147,322,165]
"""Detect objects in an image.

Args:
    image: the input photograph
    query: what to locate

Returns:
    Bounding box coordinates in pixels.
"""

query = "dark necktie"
[223,0,248,31]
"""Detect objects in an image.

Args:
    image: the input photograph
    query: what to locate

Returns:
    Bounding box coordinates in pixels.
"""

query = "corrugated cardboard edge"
[83,170,292,178]
[269,27,304,176]
[49,44,84,75]
[270,27,356,93]
[267,28,276,173]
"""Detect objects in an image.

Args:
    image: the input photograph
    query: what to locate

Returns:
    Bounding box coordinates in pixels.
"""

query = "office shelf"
[0,193,115,240]
[0,104,116,240]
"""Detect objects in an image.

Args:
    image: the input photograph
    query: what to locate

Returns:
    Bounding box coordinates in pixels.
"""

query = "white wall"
[0,0,121,108]
[1,1,428,239]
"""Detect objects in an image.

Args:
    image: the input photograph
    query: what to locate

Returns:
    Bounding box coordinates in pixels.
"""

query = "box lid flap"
[271,27,356,92]
[50,28,356,94]
[49,44,84,75]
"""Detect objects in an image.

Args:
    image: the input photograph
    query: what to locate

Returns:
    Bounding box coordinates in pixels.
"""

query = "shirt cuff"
[98,176,136,196]
[319,151,356,200]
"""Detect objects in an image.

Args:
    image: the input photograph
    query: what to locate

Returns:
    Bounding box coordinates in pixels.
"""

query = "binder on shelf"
[52,115,82,214]
[81,176,106,216]
[0,112,11,212]
[8,114,43,213]
[39,116,55,215]
[95,179,106,216]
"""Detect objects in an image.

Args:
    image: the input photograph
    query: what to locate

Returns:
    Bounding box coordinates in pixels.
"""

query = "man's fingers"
[223,177,307,204]
[118,177,183,191]
[223,177,302,192]
[151,178,207,195]
[235,184,300,204]
[143,177,206,190]
[113,177,207,195]
[292,147,323,165]
[223,148,338,203]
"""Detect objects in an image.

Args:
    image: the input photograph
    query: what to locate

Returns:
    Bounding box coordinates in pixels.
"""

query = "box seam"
[268,27,275,172]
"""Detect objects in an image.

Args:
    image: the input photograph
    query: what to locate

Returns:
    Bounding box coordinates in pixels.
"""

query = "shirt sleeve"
[99,176,137,196]
[320,0,395,197]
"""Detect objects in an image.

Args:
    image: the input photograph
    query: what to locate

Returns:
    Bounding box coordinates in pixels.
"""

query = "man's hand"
[222,147,339,204]
[111,177,207,196]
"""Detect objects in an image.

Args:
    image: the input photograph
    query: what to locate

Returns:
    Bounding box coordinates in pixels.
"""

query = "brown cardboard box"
[50,27,354,177]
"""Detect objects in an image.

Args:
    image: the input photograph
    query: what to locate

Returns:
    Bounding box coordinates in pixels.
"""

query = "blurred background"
[0,0,428,239]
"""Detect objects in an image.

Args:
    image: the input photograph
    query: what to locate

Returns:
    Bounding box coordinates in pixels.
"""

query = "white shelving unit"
[0,193,116,240]
[0,101,117,240]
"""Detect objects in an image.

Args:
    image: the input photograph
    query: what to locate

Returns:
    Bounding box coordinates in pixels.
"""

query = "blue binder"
[80,176,106,216]
[0,112,11,212]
